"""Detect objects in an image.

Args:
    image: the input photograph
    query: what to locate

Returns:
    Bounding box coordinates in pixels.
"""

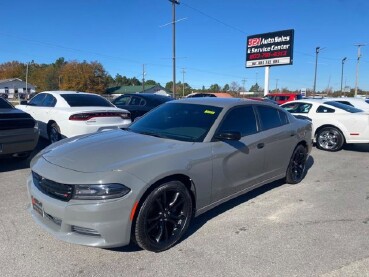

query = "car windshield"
[0,98,14,109]
[127,102,222,142]
[61,94,114,107]
[324,101,363,113]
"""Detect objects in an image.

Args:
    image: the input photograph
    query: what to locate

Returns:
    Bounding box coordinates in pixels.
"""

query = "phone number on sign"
[248,51,288,60]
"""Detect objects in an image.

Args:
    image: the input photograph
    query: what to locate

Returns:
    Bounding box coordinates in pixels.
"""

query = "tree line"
[0,58,266,96]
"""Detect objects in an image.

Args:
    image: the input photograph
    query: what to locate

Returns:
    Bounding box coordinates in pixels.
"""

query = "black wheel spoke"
[155,221,165,242]
[147,214,161,224]
[155,198,164,213]
[147,220,160,233]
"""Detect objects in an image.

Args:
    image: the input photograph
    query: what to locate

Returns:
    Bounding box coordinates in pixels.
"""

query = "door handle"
[257,143,265,149]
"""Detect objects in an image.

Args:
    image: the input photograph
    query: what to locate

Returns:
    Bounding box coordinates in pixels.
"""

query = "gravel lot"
[1,140,368,277]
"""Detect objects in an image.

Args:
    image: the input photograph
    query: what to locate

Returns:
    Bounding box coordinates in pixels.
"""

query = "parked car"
[186,92,233,98]
[28,98,312,252]
[16,91,131,143]
[247,97,278,105]
[266,93,302,105]
[0,98,39,159]
[112,93,173,120]
[0,93,8,99]
[281,99,369,151]
[324,97,369,111]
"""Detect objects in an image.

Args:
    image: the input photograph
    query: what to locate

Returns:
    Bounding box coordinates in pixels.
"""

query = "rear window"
[323,101,363,113]
[0,98,14,109]
[61,94,114,107]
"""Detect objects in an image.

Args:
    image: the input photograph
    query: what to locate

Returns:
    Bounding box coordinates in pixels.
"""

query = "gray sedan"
[27,98,312,252]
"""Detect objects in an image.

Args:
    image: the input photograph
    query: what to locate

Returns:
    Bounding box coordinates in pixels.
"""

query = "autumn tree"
[0,61,25,80]
[59,61,108,93]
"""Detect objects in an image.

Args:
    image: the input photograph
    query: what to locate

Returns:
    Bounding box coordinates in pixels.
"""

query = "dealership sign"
[246,29,294,68]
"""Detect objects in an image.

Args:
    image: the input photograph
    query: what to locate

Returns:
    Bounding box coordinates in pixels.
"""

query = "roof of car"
[40,91,92,95]
[173,97,274,108]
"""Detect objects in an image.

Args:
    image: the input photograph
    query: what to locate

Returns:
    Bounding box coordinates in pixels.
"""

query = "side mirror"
[20,100,28,105]
[214,131,241,141]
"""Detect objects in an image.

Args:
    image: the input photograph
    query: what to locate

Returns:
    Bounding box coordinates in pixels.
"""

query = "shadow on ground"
[343,143,369,153]
[0,138,50,172]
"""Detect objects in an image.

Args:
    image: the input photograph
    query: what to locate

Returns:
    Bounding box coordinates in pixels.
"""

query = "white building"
[0,78,36,99]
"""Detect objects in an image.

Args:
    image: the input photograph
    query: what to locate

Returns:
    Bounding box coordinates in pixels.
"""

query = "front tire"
[48,123,61,143]
[286,144,308,184]
[134,181,193,252]
[316,127,344,151]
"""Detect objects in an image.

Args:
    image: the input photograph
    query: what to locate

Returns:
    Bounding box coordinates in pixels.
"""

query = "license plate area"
[31,196,44,217]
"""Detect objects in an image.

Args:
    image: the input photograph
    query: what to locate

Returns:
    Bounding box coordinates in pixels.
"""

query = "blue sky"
[1,0,369,92]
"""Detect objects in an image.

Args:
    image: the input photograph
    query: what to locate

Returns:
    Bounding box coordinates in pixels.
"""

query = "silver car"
[27,98,312,252]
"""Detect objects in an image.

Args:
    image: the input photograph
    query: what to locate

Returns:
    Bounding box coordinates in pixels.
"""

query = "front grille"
[32,171,74,202]
[72,225,101,236]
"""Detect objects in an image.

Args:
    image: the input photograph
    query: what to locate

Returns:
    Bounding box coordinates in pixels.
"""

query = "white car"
[16,91,131,143]
[324,97,369,111]
[281,99,369,151]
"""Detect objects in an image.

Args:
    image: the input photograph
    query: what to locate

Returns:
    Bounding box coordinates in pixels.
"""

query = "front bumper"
[27,160,145,248]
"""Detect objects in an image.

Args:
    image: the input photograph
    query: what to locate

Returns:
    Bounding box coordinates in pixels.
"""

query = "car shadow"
[0,138,50,172]
[111,155,314,253]
[342,144,369,153]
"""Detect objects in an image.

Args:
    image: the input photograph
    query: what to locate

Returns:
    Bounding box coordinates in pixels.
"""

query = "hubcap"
[318,130,339,150]
[145,190,188,245]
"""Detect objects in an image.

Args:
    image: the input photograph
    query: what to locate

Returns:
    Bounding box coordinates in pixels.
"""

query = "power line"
[181,2,247,34]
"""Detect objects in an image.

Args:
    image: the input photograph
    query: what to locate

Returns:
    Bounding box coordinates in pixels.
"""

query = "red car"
[266,93,302,105]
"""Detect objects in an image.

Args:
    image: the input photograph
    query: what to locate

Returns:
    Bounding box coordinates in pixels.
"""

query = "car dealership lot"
[0,141,368,276]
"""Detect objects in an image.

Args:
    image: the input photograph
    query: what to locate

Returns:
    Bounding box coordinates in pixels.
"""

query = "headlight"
[73,183,131,200]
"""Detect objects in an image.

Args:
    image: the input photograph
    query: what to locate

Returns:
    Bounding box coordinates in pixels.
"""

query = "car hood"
[41,130,189,173]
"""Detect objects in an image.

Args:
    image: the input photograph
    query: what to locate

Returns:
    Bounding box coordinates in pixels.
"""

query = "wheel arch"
[314,124,346,142]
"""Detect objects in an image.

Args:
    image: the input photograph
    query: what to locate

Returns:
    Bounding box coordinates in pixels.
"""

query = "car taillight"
[69,112,131,121]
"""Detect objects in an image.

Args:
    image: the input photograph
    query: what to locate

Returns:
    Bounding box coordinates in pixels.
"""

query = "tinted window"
[129,96,145,106]
[114,96,131,106]
[316,105,335,113]
[217,106,257,137]
[323,101,362,113]
[29,93,47,106]
[128,103,222,142]
[42,94,57,107]
[257,106,285,131]
[61,94,114,107]
[282,102,312,113]
[0,98,13,109]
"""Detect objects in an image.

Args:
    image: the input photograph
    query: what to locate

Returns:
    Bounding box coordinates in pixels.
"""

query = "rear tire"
[48,123,61,143]
[316,127,344,151]
[286,145,308,184]
[134,181,192,252]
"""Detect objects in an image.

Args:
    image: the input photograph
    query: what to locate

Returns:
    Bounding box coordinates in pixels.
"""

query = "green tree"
[209,84,220,92]
[222,84,230,91]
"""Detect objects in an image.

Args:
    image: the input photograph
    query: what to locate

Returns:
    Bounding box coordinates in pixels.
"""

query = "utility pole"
[354,44,365,97]
[181,68,186,98]
[25,62,29,101]
[341,57,347,96]
[275,79,279,91]
[142,64,145,92]
[313,46,320,97]
[241,78,247,97]
[169,0,180,99]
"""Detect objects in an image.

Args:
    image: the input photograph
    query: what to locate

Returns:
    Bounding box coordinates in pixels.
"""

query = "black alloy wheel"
[286,144,308,184]
[316,127,344,152]
[134,181,193,252]
[48,123,61,143]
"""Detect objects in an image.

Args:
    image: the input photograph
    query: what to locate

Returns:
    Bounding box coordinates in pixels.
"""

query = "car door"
[21,93,48,137]
[255,105,296,178]
[211,105,266,202]
[128,96,147,120]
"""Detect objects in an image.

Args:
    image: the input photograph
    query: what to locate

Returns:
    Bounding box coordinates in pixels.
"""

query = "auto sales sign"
[246,29,294,68]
